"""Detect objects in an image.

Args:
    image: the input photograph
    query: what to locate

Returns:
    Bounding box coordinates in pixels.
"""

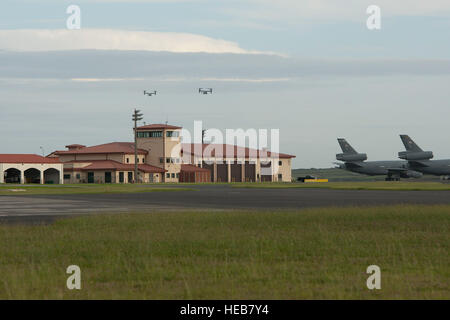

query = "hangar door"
[230,161,242,182]
[244,161,256,182]
[202,162,214,182]
[216,163,228,182]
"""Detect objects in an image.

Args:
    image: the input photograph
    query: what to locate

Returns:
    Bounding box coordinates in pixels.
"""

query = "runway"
[1,185,450,223]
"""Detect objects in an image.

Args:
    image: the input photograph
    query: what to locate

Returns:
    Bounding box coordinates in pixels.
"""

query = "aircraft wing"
[387,168,408,174]
[387,167,422,178]
[344,162,364,168]
[408,160,430,167]
[387,168,408,172]
[386,168,407,179]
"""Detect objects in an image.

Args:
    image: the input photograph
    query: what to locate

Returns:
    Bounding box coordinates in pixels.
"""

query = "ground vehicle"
[297,175,316,182]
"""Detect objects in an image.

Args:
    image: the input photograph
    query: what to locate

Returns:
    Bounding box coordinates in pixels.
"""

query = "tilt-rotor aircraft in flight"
[335,138,423,181]
[399,135,450,177]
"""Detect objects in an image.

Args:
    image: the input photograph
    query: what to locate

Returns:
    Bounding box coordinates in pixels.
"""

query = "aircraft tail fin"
[337,138,357,154]
[400,135,423,152]
[336,138,368,162]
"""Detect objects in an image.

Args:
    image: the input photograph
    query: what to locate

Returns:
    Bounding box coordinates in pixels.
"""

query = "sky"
[0,0,449,168]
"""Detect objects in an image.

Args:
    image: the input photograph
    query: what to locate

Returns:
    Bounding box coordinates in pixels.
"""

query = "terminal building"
[2,123,295,184]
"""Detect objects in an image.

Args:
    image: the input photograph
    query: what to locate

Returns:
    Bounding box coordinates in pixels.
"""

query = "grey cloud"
[1,51,450,80]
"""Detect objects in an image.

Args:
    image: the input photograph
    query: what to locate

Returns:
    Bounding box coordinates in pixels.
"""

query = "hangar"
[181,143,295,182]
[0,154,63,184]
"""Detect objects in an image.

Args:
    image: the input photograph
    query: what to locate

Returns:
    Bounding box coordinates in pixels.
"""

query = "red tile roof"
[0,154,61,164]
[53,142,148,156]
[65,160,166,173]
[180,164,211,173]
[181,144,295,159]
[136,124,182,130]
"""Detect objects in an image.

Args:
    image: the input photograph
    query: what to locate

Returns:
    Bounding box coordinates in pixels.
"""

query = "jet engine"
[336,153,368,162]
[398,151,433,160]
[400,170,423,178]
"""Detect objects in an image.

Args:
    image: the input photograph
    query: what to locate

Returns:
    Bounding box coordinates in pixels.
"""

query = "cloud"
[41,0,450,14]
[0,29,271,54]
[1,51,449,81]
[234,0,450,22]
[70,77,145,82]
[69,77,290,83]
[197,77,291,83]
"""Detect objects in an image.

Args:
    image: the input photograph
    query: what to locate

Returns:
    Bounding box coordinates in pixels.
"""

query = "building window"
[64,174,71,180]
[126,158,129,163]
[278,161,282,166]
[171,173,175,178]
[166,131,179,137]
[160,158,164,164]
[164,158,178,164]
[137,131,163,138]
[261,161,272,168]
[166,173,170,178]
[76,173,81,179]
[278,174,282,180]
[176,173,179,178]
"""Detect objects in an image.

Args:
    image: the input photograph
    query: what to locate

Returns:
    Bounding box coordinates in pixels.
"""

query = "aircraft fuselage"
[344,160,409,176]
[409,159,450,176]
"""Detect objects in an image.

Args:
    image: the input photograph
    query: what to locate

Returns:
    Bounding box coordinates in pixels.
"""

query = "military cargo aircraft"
[336,138,423,181]
[399,135,450,176]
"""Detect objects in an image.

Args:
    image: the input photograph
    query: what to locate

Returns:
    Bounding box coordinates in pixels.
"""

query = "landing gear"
[385,177,400,181]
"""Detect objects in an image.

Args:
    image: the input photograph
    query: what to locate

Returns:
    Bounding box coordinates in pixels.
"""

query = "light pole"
[199,89,212,164]
[132,109,143,183]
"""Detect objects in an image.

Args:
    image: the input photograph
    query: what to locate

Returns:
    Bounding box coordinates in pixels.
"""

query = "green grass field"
[1,181,450,196]
[234,181,450,191]
[0,184,193,195]
[0,205,448,299]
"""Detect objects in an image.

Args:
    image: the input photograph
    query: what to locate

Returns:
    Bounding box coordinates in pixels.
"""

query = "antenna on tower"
[202,129,207,145]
